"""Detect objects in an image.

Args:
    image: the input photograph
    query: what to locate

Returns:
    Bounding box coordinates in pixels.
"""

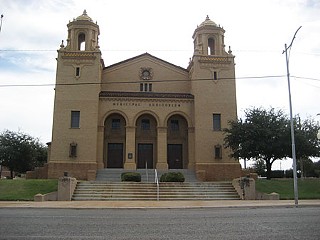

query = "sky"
[0,0,319,170]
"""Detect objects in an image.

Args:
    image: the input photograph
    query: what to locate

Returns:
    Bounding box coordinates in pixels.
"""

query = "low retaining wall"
[34,192,57,202]
[34,177,77,202]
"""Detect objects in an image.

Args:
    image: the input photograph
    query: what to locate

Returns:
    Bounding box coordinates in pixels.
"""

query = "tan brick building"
[47,11,241,181]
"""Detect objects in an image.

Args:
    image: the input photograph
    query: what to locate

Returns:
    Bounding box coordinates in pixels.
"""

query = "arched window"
[78,33,85,51]
[208,38,215,55]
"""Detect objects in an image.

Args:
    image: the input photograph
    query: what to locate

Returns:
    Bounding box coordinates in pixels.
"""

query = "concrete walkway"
[1,200,320,209]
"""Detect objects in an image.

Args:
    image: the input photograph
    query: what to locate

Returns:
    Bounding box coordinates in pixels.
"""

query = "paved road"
[0,207,319,239]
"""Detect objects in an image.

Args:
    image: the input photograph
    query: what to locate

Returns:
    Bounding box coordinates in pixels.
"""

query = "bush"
[160,172,185,182]
[121,172,141,182]
[271,170,285,178]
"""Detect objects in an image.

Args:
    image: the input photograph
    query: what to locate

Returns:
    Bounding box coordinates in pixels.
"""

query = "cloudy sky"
[0,0,319,169]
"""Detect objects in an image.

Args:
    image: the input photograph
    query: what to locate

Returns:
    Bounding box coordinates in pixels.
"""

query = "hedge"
[121,172,141,182]
[160,172,185,182]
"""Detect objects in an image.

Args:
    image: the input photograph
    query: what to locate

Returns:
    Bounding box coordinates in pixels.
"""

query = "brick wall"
[196,163,241,181]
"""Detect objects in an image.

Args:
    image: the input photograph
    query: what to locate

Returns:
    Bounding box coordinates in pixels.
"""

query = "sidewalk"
[1,200,320,209]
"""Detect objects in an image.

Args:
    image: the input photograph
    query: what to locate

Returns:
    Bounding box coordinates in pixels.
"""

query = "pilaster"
[124,126,136,170]
[156,127,168,170]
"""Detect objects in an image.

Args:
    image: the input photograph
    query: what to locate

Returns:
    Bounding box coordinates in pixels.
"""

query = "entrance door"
[137,144,153,169]
[107,143,123,168]
[167,144,183,169]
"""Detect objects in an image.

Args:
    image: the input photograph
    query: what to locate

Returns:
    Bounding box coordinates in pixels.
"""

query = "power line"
[1,48,320,56]
[0,75,299,88]
[1,74,319,88]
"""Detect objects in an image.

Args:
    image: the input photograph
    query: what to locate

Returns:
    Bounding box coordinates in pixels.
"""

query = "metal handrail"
[154,169,159,201]
[145,161,148,182]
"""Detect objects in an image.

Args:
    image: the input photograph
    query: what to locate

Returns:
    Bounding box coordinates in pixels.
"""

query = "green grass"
[0,179,58,201]
[256,178,320,200]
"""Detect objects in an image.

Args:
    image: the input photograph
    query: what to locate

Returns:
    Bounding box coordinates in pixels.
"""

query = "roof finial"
[83,9,87,15]
[206,15,210,20]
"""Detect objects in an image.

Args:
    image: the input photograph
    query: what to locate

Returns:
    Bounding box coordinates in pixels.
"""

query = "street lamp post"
[283,26,302,207]
[317,114,320,140]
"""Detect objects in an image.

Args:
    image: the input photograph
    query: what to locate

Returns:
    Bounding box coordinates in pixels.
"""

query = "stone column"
[124,126,136,170]
[96,125,105,169]
[187,127,195,169]
[156,127,168,170]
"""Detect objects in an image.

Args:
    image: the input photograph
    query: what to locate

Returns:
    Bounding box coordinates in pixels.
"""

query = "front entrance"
[167,144,183,169]
[107,143,124,168]
[137,144,153,169]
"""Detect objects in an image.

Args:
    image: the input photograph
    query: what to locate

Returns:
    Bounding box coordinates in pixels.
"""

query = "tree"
[252,159,266,177]
[224,107,290,180]
[0,130,47,178]
[294,117,320,178]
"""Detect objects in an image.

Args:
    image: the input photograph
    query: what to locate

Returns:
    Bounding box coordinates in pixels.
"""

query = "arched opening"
[167,114,188,169]
[135,114,157,169]
[78,33,86,51]
[208,37,215,55]
[104,113,126,168]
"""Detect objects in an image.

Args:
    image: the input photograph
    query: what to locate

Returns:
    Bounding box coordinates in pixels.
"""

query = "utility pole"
[0,14,3,32]
[283,26,302,207]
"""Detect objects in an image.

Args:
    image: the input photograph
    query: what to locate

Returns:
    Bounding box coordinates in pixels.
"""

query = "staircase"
[72,169,240,201]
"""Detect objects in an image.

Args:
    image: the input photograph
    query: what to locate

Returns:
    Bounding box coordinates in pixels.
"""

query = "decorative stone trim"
[139,67,153,80]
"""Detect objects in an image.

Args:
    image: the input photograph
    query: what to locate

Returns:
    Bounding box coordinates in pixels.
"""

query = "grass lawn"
[255,178,320,200]
[0,179,58,201]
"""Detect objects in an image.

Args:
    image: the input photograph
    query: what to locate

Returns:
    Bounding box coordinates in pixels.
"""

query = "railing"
[145,161,149,182]
[154,169,159,201]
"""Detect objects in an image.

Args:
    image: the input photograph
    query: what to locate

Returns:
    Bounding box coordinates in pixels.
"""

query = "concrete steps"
[72,182,240,201]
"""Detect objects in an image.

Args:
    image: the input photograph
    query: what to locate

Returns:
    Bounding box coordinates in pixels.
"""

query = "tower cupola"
[192,15,227,56]
[64,10,100,51]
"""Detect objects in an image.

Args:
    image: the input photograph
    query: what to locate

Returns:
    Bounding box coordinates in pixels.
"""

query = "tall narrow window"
[214,145,222,159]
[140,83,143,91]
[78,33,85,51]
[213,114,221,131]
[208,38,215,55]
[75,67,80,77]
[69,142,77,158]
[71,111,80,128]
[213,71,218,80]
[148,83,152,92]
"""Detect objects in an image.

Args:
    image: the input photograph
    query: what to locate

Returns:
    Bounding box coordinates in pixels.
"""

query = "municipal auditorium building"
[45,11,241,181]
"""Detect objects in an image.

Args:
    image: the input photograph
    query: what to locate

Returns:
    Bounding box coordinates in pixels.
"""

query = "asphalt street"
[0,206,319,239]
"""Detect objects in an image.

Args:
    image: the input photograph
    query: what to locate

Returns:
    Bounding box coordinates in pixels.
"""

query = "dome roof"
[199,15,217,27]
[75,10,92,22]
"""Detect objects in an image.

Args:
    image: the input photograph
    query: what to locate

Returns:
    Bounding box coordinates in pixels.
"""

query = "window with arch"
[78,33,86,51]
[208,37,215,55]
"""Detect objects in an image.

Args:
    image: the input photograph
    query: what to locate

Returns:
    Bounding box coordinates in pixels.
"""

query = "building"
[45,11,241,181]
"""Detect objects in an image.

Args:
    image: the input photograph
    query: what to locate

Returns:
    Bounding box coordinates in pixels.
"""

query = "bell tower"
[65,10,100,51]
[193,15,227,56]
[189,16,240,180]
[49,11,103,179]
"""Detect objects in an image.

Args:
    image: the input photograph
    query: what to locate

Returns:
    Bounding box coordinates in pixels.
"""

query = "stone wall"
[195,163,242,181]
[26,164,49,179]
[47,162,97,180]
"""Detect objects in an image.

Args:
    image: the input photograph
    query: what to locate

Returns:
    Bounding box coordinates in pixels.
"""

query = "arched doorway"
[104,113,126,168]
[167,114,188,169]
[135,114,157,169]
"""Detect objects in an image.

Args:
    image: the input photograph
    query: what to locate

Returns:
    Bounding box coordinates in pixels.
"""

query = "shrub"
[121,172,141,182]
[271,170,285,178]
[160,172,185,182]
